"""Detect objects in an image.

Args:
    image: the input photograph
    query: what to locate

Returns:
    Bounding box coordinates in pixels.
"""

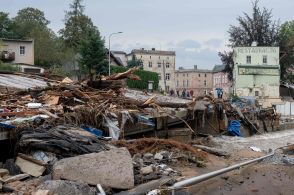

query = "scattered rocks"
[0,169,9,177]
[36,180,96,195]
[53,147,134,189]
[140,166,154,175]
[154,153,163,160]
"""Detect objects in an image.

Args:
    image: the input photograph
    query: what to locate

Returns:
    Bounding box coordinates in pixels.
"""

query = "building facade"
[112,51,128,66]
[212,65,232,97]
[175,65,213,97]
[128,48,176,91]
[0,39,34,65]
[233,46,281,107]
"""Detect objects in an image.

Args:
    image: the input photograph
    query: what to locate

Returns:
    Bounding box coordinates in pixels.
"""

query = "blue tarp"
[228,120,242,137]
[81,125,103,137]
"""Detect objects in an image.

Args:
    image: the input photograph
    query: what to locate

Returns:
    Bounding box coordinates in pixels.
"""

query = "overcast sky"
[2,0,294,69]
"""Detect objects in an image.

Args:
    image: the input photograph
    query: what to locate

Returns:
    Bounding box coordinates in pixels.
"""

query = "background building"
[175,65,213,97]
[111,51,128,66]
[0,39,34,65]
[0,38,44,73]
[128,48,176,92]
[212,65,232,97]
[233,46,281,107]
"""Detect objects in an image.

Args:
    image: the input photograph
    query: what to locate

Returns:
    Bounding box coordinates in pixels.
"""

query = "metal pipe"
[171,149,274,190]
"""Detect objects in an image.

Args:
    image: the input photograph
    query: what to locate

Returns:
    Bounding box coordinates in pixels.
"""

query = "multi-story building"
[0,38,44,73]
[212,65,232,96]
[128,48,176,91]
[175,65,213,97]
[233,46,281,107]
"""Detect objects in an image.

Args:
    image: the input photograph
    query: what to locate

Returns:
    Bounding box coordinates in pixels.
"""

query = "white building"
[128,48,176,92]
[233,46,281,107]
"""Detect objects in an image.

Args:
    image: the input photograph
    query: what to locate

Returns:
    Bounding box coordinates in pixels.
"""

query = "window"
[263,55,267,64]
[140,61,143,66]
[246,55,251,64]
[183,74,185,77]
[176,80,179,87]
[166,63,170,68]
[165,73,170,80]
[150,56,151,59]
[167,56,169,59]
[158,73,161,80]
[255,91,259,96]
[166,86,170,92]
[204,90,207,95]
[20,46,25,55]
[204,80,207,86]
[148,62,152,67]
[183,80,185,87]
[140,55,142,58]
[186,80,189,87]
[198,74,201,77]
[159,56,161,59]
[205,73,207,77]
[157,63,161,68]
[186,73,188,77]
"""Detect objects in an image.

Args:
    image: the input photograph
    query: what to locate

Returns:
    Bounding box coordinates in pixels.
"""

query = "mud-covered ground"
[175,129,294,195]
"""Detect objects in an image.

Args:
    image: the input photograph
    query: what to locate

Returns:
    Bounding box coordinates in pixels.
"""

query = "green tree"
[79,31,108,80]
[279,21,294,82]
[127,55,143,69]
[0,12,14,38]
[59,0,97,50]
[219,0,280,80]
[12,8,62,68]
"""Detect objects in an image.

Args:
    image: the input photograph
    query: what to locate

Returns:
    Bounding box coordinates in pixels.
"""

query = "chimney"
[151,48,155,51]
[194,65,197,69]
[179,67,184,70]
[141,48,145,50]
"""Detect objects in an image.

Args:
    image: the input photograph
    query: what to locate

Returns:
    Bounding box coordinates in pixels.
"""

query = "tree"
[11,8,62,68]
[12,7,50,39]
[219,0,280,80]
[0,12,14,38]
[79,31,108,80]
[279,21,294,82]
[127,55,143,69]
[59,0,97,50]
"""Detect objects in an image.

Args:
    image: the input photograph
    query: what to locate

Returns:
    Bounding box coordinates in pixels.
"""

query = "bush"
[111,66,159,90]
[0,63,21,72]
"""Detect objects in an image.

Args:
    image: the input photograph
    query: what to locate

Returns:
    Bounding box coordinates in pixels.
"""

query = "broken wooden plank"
[4,174,30,183]
[193,144,230,157]
[0,110,39,117]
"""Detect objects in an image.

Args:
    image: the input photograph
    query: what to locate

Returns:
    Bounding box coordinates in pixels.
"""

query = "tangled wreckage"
[0,68,288,194]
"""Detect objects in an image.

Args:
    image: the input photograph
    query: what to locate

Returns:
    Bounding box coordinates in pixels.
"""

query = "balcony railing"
[1,51,15,62]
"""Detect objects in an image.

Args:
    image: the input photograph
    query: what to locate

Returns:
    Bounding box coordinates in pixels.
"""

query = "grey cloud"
[204,39,223,48]
[176,40,201,49]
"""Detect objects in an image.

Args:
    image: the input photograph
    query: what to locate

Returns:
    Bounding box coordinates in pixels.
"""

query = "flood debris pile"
[0,69,287,194]
[114,138,207,185]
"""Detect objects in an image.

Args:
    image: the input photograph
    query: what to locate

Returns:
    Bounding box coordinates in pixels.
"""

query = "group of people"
[168,89,194,98]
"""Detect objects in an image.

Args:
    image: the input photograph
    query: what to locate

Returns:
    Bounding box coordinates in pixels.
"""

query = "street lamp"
[108,32,123,76]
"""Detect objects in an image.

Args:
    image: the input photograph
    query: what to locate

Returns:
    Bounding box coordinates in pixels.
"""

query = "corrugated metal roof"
[0,74,48,89]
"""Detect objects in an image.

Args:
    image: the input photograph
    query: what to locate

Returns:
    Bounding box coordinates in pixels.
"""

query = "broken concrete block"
[36,180,95,195]
[143,153,153,159]
[53,147,134,189]
[32,190,51,195]
[15,154,46,177]
[0,169,9,177]
[140,166,153,175]
[154,153,163,160]
[4,174,30,183]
